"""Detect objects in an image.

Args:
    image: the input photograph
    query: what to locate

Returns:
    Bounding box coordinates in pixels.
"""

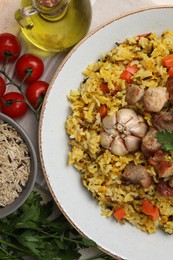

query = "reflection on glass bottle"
[15,0,92,52]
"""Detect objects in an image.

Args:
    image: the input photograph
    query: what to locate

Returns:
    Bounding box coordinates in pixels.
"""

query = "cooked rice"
[0,120,30,207]
[66,30,173,234]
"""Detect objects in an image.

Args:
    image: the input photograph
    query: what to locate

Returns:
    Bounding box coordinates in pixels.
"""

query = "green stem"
[29,228,91,248]
[0,239,29,254]
[1,55,10,72]
[0,70,20,89]
[0,245,9,255]
[0,69,40,120]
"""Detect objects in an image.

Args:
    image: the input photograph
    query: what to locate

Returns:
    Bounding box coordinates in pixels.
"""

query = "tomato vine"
[0,33,48,121]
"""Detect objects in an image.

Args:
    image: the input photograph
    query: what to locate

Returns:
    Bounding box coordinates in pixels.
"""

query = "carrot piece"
[120,64,139,82]
[168,67,173,76]
[142,199,160,220]
[151,207,160,220]
[120,70,132,83]
[113,208,126,220]
[142,199,153,215]
[98,104,107,118]
[126,64,139,74]
[99,83,110,93]
[162,54,173,67]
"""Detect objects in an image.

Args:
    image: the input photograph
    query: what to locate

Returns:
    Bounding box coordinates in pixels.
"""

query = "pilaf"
[66,30,173,234]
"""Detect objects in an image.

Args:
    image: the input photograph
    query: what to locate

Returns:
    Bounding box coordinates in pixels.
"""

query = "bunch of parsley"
[0,191,114,260]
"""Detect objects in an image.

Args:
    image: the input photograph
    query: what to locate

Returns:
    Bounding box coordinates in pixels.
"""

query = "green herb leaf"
[0,191,115,260]
[81,237,97,247]
[156,130,173,151]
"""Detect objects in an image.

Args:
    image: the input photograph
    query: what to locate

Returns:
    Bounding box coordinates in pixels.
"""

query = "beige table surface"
[1,0,173,259]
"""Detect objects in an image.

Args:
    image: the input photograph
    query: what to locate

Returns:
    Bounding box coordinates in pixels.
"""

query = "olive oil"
[15,0,92,52]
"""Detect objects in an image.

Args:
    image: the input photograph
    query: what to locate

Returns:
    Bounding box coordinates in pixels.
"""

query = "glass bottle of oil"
[15,0,92,52]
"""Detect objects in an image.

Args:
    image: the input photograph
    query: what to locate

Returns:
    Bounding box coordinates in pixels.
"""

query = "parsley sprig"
[0,191,115,260]
[156,130,173,151]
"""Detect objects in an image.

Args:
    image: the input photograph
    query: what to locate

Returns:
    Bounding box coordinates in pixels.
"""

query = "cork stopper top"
[36,0,62,8]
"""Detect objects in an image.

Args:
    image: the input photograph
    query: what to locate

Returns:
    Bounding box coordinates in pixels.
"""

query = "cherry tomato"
[0,76,6,96]
[1,92,28,118]
[0,33,21,62]
[26,80,49,109]
[15,53,44,83]
[0,99,3,112]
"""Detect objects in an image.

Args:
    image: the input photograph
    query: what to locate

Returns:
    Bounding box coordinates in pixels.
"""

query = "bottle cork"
[37,0,61,8]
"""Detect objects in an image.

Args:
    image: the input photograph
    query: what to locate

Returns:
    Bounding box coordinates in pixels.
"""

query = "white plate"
[39,6,173,260]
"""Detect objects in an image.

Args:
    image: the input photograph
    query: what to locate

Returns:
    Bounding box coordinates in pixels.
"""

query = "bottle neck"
[31,0,69,20]
[15,0,70,29]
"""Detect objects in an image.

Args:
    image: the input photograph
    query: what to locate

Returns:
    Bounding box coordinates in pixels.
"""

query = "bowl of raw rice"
[0,112,37,218]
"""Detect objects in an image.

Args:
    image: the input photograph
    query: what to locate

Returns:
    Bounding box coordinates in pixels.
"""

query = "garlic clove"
[102,112,116,130]
[124,115,139,132]
[124,135,141,152]
[100,131,113,148]
[110,135,128,156]
[130,122,148,138]
[105,128,119,136]
[116,108,137,125]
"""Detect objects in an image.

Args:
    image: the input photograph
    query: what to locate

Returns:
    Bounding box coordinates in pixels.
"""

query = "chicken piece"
[141,127,162,157]
[166,76,173,104]
[157,161,173,178]
[157,180,173,197]
[123,162,152,188]
[169,177,173,188]
[125,84,144,105]
[143,87,169,112]
[148,150,173,178]
[148,150,165,167]
[152,109,173,131]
